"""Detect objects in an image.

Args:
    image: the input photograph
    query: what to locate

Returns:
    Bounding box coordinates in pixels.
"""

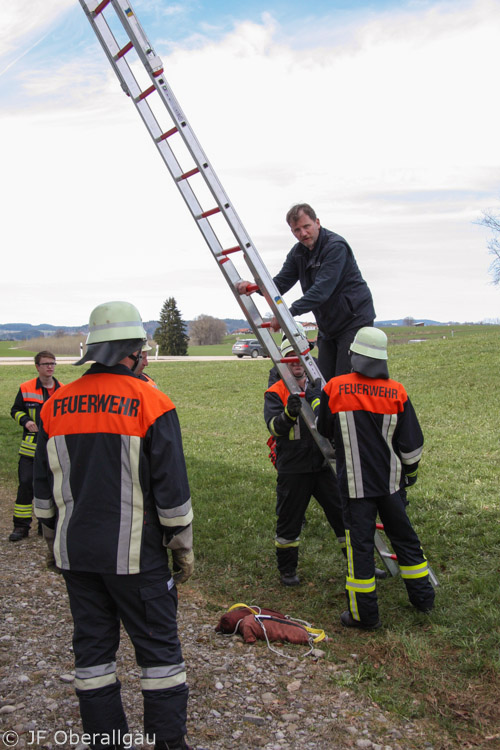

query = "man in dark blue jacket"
[238,203,375,380]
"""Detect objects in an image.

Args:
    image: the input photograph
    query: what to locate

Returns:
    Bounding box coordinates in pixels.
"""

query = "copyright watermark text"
[1,729,154,747]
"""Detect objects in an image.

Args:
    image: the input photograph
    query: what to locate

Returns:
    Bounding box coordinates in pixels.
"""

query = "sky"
[1,0,500,327]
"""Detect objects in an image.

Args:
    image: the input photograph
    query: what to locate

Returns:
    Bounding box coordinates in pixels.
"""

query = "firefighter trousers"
[317,323,373,380]
[13,455,34,528]
[275,471,345,574]
[343,492,435,625]
[63,566,188,749]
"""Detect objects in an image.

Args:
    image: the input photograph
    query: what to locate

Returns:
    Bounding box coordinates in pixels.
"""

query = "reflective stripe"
[13,504,32,518]
[34,495,56,519]
[20,433,36,457]
[14,410,26,425]
[47,436,74,569]
[157,503,193,528]
[117,435,143,574]
[141,666,186,691]
[339,412,363,497]
[382,413,401,494]
[346,575,376,593]
[400,561,429,579]
[91,320,143,332]
[275,536,300,548]
[345,530,360,619]
[310,397,320,411]
[22,392,44,403]
[269,417,280,437]
[401,446,423,464]
[75,662,117,691]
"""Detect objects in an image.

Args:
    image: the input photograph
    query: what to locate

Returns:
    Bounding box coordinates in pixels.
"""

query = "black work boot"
[340,610,381,630]
[280,570,300,586]
[9,527,29,542]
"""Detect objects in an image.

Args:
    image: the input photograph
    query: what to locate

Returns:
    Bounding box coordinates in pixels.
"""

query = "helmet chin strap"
[128,350,143,373]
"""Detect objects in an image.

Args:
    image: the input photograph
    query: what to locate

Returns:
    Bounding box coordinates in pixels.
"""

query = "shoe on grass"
[280,572,300,587]
[340,610,381,630]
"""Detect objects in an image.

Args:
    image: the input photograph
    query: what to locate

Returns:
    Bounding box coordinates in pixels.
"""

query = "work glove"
[404,463,419,488]
[305,377,322,411]
[172,549,195,584]
[167,524,194,584]
[285,393,302,418]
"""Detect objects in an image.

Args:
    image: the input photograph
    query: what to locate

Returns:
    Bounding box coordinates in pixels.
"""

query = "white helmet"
[350,327,388,360]
[75,301,147,367]
[86,301,147,345]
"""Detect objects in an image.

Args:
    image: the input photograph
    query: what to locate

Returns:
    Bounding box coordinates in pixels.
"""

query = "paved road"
[0,356,260,365]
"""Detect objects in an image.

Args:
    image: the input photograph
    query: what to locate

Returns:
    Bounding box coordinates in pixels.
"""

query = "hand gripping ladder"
[79,0,408,577]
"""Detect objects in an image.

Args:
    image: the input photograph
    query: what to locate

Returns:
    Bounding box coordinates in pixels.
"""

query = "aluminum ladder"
[79,0,411,578]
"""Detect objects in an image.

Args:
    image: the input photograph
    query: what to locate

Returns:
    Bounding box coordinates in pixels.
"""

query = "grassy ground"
[1,328,499,746]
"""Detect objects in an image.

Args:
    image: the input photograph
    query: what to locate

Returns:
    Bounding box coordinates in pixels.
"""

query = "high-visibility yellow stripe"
[400,561,429,579]
[346,575,376,593]
[275,540,299,549]
[13,504,32,518]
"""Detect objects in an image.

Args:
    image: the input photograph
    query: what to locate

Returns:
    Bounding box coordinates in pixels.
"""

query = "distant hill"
[0,317,477,341]
[375,318,444,327]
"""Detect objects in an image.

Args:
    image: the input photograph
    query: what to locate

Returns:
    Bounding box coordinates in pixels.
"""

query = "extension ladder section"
[375,524,439,586]
[79,0,402,576]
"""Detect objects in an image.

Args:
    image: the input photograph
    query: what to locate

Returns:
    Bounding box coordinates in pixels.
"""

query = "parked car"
[232,338,268,358]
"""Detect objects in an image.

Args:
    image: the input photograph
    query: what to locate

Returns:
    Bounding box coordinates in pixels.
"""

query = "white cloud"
[0,0,73,60]
[1,0,500,326]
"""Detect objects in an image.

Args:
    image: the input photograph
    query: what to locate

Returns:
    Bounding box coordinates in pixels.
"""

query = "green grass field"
[1,326,499,746]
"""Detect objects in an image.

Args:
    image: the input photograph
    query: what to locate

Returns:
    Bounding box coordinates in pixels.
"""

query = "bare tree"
[403,316,415,326]
[477,209,500,284]
[189,315,227,345]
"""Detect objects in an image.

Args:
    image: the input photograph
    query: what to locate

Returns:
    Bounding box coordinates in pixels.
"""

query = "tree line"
[154,298,228,355]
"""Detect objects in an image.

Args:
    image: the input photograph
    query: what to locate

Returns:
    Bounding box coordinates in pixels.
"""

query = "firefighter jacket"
[11,377,62,458]
[272,227,375,338]
[33,363,192,575]
[265,379,325,474]
[317,372,423,498]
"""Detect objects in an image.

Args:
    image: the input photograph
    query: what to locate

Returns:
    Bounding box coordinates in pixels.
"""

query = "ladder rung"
[116,41,133,59]
[93,0,111,15]
[177,167,199,181]
[152,68,164,77]
[243,283,259,293]
[376,523,384,530]
[136,84,156,102]
[156,126,178,142]
[280,357,300,363]
[199,207,220,219]
[221,246,241,256]
[379,551,398,560]
[260,322,272,328]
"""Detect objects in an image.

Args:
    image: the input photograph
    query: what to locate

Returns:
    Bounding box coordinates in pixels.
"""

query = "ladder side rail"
[80,0,396,575]
[82,0,317,377]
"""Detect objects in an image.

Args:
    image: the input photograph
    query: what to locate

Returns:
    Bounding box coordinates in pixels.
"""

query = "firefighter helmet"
[280,322,306,357]
[350,327,388,360]
[75,301,147,367]
[86,301,147,345]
